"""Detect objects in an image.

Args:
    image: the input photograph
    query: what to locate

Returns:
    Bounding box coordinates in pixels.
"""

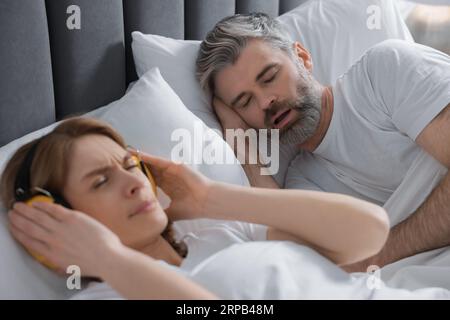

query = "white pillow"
[0,67,248,299]
[132,35,220,131]
[131,0,414,184]
[277,0,414,85]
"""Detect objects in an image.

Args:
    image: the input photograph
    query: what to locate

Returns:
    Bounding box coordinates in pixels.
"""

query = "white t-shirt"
[177,222,268,272]
[285,40,450,206]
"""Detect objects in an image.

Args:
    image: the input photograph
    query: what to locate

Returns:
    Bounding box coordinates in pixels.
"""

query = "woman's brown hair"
[0,117,187,257]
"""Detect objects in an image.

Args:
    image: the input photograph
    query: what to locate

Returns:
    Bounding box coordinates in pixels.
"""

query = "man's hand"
[212,97,279,189]
[213,96,250,132]
[213,96,253,162]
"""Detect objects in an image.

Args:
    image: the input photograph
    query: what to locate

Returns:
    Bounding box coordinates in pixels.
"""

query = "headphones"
[13,139,157,269]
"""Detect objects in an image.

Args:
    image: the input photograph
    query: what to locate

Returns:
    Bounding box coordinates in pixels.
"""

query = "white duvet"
[71,240,450,300]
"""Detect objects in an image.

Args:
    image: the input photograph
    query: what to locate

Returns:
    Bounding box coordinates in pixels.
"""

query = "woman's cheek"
[77,193,115,221]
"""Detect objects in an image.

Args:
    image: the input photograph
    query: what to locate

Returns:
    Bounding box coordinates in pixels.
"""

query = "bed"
[1,0,449,299]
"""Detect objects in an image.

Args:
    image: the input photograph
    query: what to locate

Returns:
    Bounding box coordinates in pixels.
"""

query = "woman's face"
[62,134,168,250]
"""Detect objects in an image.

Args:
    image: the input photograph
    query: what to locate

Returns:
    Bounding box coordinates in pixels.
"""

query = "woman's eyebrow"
[82,151,133,181]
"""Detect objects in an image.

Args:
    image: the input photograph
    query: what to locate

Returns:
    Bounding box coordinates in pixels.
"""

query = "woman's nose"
[124,172,146,197]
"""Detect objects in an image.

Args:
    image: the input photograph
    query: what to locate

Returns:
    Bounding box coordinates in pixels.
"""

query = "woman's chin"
[129,207,168,232]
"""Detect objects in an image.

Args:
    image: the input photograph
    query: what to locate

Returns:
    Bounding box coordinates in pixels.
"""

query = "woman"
[1,117,389,299]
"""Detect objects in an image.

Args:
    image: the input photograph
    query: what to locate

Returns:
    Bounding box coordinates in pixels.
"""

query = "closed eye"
[92,164,138,190]
[242,97,252,108]
[264,72,277,84]
[93,176,108,189]
[126,164,139,171]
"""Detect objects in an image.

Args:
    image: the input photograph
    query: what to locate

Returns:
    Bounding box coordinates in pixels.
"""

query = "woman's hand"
[132,151,213,221]
[8,201,123,278]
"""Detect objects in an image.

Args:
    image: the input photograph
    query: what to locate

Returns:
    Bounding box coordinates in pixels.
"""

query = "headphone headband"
[14,139,42,202]
[13,138,72,208]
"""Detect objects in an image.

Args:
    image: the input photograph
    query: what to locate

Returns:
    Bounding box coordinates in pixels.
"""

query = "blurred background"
[398,0,450,54]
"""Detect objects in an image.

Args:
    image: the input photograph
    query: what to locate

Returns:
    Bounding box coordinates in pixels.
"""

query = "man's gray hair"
[196,13,293,97]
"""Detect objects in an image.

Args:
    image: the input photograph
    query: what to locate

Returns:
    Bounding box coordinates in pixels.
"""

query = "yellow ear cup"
[131,155,157,195]
[24,195,59,270]
[24,194,54,206]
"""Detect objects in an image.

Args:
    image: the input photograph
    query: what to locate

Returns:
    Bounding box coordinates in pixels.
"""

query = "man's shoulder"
[367,39,414,54]
[336,40,415,84]
[363,39,440,69]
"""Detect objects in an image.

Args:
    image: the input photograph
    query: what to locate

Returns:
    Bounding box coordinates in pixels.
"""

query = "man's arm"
[416,103,450,167]
[344,103,450,272]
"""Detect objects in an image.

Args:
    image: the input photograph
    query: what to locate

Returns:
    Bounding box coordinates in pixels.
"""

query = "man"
[195,13,450,272]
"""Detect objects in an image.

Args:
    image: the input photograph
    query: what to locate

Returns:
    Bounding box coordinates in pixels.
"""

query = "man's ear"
[293,42,313,72]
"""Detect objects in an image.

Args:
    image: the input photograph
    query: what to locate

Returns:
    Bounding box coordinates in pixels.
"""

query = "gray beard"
[279,90,321,145]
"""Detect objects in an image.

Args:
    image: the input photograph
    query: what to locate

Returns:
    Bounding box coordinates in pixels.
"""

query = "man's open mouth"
[273,109,292,129]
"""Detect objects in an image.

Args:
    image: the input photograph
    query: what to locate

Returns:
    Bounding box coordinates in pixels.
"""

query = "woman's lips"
[130,200,156,218]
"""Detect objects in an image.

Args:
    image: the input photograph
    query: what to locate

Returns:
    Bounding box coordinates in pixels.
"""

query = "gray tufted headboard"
[0,0,306,147]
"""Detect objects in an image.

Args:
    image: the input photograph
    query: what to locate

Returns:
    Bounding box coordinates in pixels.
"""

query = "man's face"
[214,39,321,145]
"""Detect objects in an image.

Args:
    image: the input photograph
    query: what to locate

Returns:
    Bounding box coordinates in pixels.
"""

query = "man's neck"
[298,86,334,152]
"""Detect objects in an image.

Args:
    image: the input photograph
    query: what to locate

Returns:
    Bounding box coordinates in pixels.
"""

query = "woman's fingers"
[9,222,61,270]
[131,150,173,168]
[12,202,59,230]
[128,149,184,186]
[8,220,51,256]
[9,208,53,243]
[30,201,73,222]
